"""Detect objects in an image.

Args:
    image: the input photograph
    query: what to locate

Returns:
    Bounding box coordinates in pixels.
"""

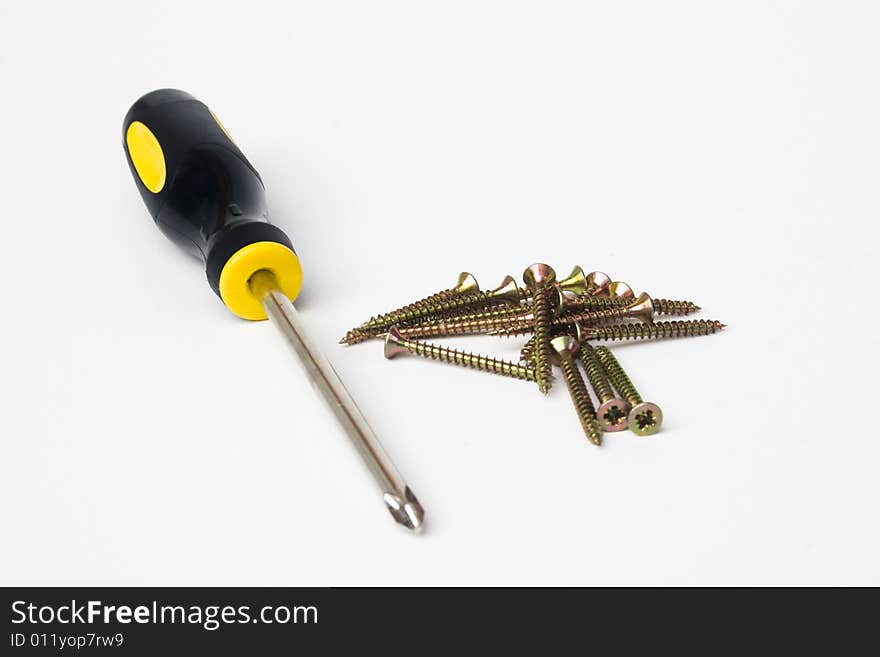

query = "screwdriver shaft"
[249,270,425,532]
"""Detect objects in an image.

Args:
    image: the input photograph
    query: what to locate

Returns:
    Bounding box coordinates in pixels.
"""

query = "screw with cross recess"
[594,346,663,436]
[577,340,629,432]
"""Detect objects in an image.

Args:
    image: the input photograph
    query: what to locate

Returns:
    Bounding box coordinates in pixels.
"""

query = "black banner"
[0,587,864,653]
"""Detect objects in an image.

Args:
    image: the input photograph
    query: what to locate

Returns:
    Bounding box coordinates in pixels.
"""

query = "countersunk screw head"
[607,281,635,300]
[384,327,409,359]
[452,272,480,295]
[557,266,587,295]
[549,334,579,364]
[585,271,612,295]
[626,292,655,323]
[628,402,663,436]
[597,399,630,432]
[488,275,523,305]
[523,263,556,288]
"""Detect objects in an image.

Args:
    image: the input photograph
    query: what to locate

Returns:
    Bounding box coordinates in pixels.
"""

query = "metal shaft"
[250,270,424,532]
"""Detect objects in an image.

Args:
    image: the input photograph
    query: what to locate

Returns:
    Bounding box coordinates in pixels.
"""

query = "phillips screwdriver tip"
[384,488,425,533]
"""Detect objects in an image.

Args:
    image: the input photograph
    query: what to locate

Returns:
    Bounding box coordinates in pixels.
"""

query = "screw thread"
[493,306,631,337]
[594,347,642,407]
[566,295,700,315]
[558,357,603,445]
[397,306,531,340]
[586,319,725,342]
[652,298,700,315]
[360,290,506,331]
[560,307,631,326]
[340,327,373,344]
[356,287,459,330]
[531,285,555,393]
[520,335,535,363]
[395,335,536,381]
[565,295,627,310]
[577,342,616,404]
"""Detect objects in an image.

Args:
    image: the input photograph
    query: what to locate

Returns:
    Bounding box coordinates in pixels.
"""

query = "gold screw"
[584,319,726,342]
[577,341,629,432]
[394,305,531,340]
[345,286,519,343]
[549,335,603,445]
[594,347,663,436]
[340,272,479,343]
[564,293,701,316]
[361,271,479,326]
[523,263,558,394]
[384,327,536,382]
[520,318,724,359]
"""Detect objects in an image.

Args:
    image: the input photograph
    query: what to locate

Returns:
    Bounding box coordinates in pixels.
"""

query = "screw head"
[607,281,634,300]
[452,272,480,295]
[523,263,556,288]
[383,327,409,359]
[628,402,663,436]
[585,271,611,295]
[597,398,630,432]
[626,292,655,323]
[549,334,579,364]
[489,275,522,305]
[557,265,587,295]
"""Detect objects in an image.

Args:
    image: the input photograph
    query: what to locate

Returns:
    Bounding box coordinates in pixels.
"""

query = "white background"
[1,1,878,586]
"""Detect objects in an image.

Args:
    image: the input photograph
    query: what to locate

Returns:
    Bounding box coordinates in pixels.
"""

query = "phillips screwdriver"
[122,89,424,532]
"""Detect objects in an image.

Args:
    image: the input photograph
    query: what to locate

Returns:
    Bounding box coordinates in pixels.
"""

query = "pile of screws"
[341,264,726,444]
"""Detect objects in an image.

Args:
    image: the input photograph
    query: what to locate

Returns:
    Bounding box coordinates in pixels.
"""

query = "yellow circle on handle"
[126,121,166,193]
[219,241,303,320]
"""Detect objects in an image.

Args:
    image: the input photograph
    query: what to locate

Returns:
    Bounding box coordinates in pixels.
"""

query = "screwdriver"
[122,89,424,532]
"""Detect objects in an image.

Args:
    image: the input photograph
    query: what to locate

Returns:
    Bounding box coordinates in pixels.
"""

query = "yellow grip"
[219,242,303,320]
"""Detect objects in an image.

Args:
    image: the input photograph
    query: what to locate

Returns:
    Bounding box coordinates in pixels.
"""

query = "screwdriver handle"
[122,89,302,319]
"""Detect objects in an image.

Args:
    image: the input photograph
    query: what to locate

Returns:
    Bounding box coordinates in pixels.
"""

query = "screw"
[360,271,479,327]
[394,304,531,340]
[584,319,726,342]
[348,283,520,341]
[549,335,603,445]
[577,341,629,432]
[564,293,701,316]
[520,318,726,357]
[384,327,536,382]
[341,272,480,343]
[594,347,663,436]
[523,263,558,394]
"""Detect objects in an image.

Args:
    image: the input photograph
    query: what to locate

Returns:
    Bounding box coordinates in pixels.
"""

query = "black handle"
[122,89,302,319]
